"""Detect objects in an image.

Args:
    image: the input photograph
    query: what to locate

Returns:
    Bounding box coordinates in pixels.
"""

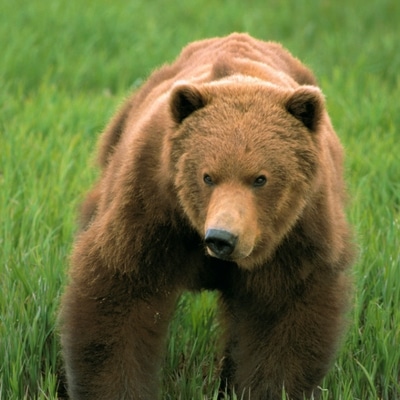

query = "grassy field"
[1,0,399,399]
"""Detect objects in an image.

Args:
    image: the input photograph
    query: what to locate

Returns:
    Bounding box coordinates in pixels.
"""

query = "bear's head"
[168,79,325,269]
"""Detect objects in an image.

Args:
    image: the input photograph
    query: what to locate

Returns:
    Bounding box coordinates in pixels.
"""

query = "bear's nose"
[205,229,237,258]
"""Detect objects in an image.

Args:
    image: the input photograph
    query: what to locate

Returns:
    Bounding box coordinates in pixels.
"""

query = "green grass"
[1,0,399,398]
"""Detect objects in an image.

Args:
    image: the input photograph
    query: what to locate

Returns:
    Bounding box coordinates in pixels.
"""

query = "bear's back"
[98,33,317,167]
[176,33,317,86]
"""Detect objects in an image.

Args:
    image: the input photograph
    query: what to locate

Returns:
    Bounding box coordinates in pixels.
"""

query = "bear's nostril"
[205,229,237,258]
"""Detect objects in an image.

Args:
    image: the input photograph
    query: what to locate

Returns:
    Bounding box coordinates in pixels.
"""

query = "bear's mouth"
[206,248,234,261]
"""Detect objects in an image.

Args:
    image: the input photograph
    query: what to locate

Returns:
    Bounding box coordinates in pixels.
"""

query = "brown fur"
[59,33,354,399]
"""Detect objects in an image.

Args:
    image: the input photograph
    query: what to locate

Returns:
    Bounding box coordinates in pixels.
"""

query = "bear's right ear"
[170,84,208,124]
[285,86,325,132]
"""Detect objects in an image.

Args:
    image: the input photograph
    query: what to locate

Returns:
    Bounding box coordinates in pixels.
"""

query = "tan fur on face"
[204,183,260,262]
[170,82,323,270]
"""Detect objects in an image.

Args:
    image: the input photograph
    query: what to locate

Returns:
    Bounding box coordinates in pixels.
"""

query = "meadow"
[1,0,399,398]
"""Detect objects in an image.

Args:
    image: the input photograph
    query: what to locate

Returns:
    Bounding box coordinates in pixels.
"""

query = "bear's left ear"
[285,86,325,132]
[170,84,208,124]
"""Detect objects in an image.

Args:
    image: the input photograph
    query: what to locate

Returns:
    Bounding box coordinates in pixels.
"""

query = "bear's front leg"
[219,270,350,400]
[60,268,179,400]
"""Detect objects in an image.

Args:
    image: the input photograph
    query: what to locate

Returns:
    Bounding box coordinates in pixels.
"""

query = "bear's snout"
[205,228,238,258]
[204,185,259,263]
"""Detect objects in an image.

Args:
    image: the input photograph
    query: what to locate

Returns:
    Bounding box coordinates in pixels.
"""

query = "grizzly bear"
[60,33,354,400]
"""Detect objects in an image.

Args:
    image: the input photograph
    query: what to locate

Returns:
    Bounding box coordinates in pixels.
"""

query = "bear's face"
[169,80,324,269]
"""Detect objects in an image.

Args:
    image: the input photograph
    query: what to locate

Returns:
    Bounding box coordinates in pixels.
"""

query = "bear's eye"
[203,174,214,186]
[253,175,267,187]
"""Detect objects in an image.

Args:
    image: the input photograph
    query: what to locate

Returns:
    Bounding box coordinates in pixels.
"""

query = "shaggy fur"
[60,33,354,400]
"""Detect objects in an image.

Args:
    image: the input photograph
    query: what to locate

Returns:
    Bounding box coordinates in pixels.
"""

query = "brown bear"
[59,33,354,400]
